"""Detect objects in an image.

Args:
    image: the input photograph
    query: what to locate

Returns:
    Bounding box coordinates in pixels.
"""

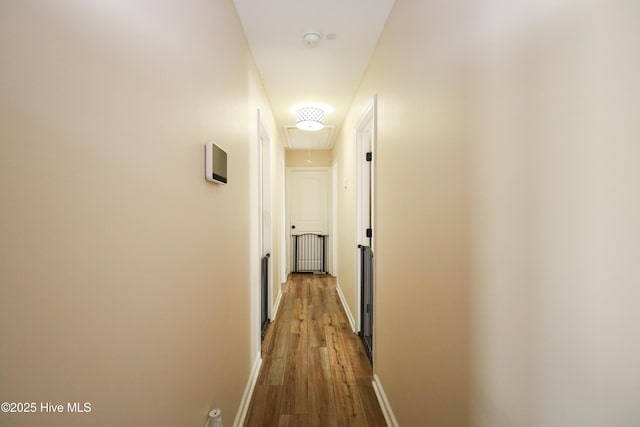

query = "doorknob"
[291,225,296,229]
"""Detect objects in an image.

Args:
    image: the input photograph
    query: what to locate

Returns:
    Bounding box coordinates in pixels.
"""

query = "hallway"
[2,2,638,426]
[245,274,386,427]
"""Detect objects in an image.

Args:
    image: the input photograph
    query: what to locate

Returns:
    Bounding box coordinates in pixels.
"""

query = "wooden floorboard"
[244,274,385,427]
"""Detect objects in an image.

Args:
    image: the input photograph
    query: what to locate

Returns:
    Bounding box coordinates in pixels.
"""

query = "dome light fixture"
[295,106,326,131]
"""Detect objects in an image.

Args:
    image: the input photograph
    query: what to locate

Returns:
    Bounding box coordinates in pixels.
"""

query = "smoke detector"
[302,32,321,48]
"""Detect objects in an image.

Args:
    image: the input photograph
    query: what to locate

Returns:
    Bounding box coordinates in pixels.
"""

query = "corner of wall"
[336,281,357,333]
[232,352,262,427]
[372,374,400,427]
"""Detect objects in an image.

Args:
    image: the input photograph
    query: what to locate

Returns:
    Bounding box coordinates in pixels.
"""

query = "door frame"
[355,96,377,360]
[332,162,339,277]
[258,109,272,335]
[280,157,287,282]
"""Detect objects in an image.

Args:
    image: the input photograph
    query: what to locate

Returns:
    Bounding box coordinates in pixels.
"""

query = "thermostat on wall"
[205,142,228,184]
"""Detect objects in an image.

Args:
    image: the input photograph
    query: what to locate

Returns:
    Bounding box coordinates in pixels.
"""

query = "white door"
[287,167,330,273]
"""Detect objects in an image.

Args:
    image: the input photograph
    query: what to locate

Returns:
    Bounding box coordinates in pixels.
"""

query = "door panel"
[287,168,330,274]
[289,170,329,234]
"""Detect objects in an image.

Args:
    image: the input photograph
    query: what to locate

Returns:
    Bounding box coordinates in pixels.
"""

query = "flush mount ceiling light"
[295,106,326,131]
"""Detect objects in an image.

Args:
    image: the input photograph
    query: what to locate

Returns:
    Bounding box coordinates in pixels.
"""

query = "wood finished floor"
[244,274,386,427]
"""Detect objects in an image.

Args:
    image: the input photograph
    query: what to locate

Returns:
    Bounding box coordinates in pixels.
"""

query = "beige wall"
[0,1,283,426]
[270,133,287,304]
[285,149,333,167]
[334,1,470,423]
[333,127,358,327]
[467,2,639,425]
[334,0,639,425]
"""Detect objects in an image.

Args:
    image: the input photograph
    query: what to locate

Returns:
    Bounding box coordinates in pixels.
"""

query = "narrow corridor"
[244,274,386,427]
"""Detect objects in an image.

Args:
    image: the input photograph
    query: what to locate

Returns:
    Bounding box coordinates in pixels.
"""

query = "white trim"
[372,374,399,427]
[355,96,377,336]
[332,162,338,276]
[286,166,332,173]
[336,282,357,333]
[280,156,287,281]
[258,111,273,321]
[271,288,283,320]
[232,353,262,427]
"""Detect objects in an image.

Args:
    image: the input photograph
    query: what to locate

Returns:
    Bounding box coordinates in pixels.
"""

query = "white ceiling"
[233,0,395,150]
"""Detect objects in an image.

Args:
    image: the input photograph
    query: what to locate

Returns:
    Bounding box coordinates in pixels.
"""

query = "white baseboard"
[271,287,283,320]
[232,352,262,427]
[335,281,357,333]
[372,374,399,427]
